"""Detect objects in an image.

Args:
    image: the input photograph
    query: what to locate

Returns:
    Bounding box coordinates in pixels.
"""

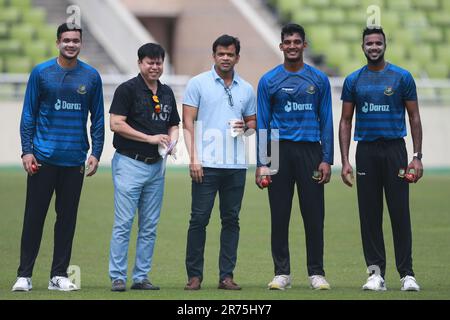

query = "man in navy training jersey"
[256,23,333,290]
[109,43,180,292]
[339,27,422,291]
[183,35,256,290]
[14,23,104,292]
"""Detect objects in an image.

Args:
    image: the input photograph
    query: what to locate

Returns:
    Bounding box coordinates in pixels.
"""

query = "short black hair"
[57,23,82,40]
[281,23,305,42]
[362,27,386,43]
[137,43,165,61]
[212,34,240,55]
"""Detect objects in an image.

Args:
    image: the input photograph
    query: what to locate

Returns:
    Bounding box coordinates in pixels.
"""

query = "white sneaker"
[401,276,420,291]
[48,276,79,291]
[12,277,32,292]
[362,274,387,291]
[309,275,331,290]
[268,275,291,290]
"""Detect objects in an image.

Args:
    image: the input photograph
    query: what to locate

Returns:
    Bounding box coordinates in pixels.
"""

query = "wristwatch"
[413,152,422,160]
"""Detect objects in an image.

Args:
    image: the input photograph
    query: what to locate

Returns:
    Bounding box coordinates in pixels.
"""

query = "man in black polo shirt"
[108,43,180,291]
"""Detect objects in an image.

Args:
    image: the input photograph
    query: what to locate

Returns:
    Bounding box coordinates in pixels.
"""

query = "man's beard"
[365,52,385,65]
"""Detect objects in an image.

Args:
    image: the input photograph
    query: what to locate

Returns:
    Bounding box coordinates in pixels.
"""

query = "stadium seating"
[0,0,56,73]
[267,0,450,79]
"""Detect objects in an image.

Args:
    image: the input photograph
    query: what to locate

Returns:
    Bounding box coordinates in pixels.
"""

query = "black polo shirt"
[109,74,180,158]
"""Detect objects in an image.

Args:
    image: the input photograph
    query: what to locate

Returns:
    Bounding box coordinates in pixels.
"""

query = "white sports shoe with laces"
[268,275,291,290]
[12,277,32,291]
[48,276,79,291]
[400,276,420,291]
[362,274,387,291]
[309,275,331,290]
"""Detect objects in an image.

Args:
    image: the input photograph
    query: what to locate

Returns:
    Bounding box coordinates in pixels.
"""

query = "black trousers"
[268,141,325,276]
[17,162,84,278]
[356,138,414,278]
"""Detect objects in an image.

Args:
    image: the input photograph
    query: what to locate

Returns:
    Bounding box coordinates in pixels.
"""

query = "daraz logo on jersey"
[54,99,82,111]
[284,101,313,113]
[362,102,390,113]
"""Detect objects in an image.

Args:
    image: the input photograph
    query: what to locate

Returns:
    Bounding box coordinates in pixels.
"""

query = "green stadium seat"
[308,25,333,52]
[10,24,35,42]
[292,8,319,26]
[324,44,350,69]
[340,61,364,76]
[402,12,428,28]
[0,7,21,23]
[0,39,21,54]
[36,25,56,42]
[10,0,31,10]
[0,22,8,39]
[304,0,329,8]
[346,11,366,25]
[428,12,450,27]
[276,0,301,21]
[401,60,422,78]
[320,9,346,24]
[436,45,450,66]
[360,0,386,10]
[409,45,434,67]
[4,56,32,73]
[442,0,450,12]
[24,42,50,64]
[412,0,439,10]
[22,8,47,27]
[380,11,401,30]
[336,0,360,9]
[419,27,443,43]
[386,44,407,65]
[392,29,415,46]
[388,0,412,11]
[424,62,449,78]
[336,25,361,42]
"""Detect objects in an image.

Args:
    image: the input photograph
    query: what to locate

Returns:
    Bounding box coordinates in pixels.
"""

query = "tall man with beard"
[14,23,104,292]
[339,27,422,291]
[256,23,333,290]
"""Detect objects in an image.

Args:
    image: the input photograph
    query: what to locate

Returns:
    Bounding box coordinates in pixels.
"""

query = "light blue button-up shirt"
[183,65,256,169]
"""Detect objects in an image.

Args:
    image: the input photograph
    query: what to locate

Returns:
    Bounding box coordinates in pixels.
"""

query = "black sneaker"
[130,279,160,290]
[111,279,126,292]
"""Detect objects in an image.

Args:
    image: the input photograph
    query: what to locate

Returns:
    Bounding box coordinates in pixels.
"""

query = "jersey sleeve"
[89,72,105,160]
[401,71,418,101]
[340,75,355,103]
[20,67,41,156]
[319,75,334,165]
[256,75,272,167]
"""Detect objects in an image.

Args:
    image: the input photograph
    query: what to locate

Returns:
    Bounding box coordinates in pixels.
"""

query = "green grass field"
[1,167,449,300]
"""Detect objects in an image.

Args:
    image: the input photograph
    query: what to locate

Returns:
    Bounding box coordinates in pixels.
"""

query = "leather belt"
[118,150,161,165]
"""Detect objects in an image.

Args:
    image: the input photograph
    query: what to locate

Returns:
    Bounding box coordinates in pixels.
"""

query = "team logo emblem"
[362,102,369,113]
[384,86,394,96]
[306,85,316,94]
[77,85,87,95]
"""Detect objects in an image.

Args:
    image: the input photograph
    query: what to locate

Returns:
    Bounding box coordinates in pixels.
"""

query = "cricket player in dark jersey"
[13,23,104,292]
[339,27,422,291]
[256,23,333,290]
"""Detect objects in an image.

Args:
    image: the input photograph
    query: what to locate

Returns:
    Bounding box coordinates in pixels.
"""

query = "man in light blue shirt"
[183,34,256,290]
